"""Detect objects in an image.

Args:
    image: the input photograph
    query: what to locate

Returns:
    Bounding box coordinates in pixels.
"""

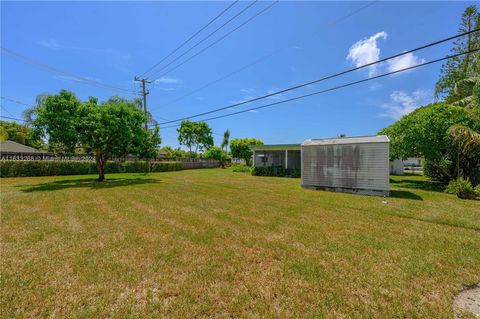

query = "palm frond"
[448,124,480,157]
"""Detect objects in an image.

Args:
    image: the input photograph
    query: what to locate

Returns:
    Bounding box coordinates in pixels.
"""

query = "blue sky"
[1,1,475,148]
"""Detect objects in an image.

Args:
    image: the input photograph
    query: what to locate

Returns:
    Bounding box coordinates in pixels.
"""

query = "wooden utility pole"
[134,76,153,131]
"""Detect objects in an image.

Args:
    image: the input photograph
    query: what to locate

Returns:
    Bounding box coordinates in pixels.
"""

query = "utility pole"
[134,76,153,131]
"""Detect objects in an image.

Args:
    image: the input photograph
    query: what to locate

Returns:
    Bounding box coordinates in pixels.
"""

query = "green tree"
[0,120,44,148]
[221,129,230,154]
[177,120,213,157]
[161,146,188,158]
[380,103,479,183]
[230,138,263,165]
[202,146,226,161]
[31,90,160,181]
[435,5,480,102]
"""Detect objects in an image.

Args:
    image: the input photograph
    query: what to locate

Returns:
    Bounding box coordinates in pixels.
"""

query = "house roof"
[0,140,46,153]
[302,135,389,146]
[250,144,301,151]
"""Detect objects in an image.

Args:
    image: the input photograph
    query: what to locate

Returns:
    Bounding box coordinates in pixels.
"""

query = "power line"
[158,1,378,109]
[158,28,480,125]
[149,1,279,82]
[0,105,15,117]
[1,96,31,107]
[0,115,26,122]
[1,47,137,95]
[160,47,480,129]
[139,0,239,78]
[146,1,258,80]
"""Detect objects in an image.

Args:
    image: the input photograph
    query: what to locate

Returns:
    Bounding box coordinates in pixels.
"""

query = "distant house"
[250,144,301,169]
[0,140,48,160]
[390,159,404,175]
[158,148,169,159]
[251,135,390,196]
[390,157,423,175]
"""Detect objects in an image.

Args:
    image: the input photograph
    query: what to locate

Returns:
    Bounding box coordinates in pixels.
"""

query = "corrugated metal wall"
[301,143,389,194]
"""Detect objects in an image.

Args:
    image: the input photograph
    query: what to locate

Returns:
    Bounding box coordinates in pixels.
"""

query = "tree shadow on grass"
[20,177,161,193]
[390,178,444,192]
[390,190,423,201]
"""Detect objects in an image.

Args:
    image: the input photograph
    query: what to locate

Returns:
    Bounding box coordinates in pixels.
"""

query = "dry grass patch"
[1,169,479,318]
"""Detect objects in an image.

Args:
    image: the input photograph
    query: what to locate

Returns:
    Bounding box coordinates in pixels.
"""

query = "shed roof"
[0,140,46,153]
[250,144,301,151]
[302,135,389,146]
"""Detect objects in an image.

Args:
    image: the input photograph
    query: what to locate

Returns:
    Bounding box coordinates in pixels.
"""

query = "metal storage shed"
[301,135,390,196]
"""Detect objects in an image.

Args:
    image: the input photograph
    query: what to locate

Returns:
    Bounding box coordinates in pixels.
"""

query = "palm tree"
[448,76,480,183]
[221,129,230,155]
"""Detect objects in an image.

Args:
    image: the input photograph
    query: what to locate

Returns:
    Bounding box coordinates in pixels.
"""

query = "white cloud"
[347,31,387,77]
[387,52,425,73]
[369,83,382,91]
[37,39,61,49]
[381,89,432,120]
[155,76,182,84]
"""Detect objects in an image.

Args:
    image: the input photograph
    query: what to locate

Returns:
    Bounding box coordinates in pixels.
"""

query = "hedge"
[0,160,183,177]
[251,166,300,178]
[150,161,183,172]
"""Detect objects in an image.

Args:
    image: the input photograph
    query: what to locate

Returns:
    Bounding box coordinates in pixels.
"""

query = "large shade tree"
[31,90,160,181]
[177,120,213,157]
[380,103,479,183]
[230,138,263,165]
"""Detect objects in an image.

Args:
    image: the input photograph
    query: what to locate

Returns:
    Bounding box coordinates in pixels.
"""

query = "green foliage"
[177,120,213,156]
[379,103,479,182]
[161,146,188,158]
[0,160,97,177]
[31,90,161,180]
[435,5,480,102]
[202,146,226,161]
[229,138,263,165]
[221,129,230,154]
[445,177,478,200]
[150,161,183,172]
[0,160,182,177]
[31,90,82,154]
[251,166,300,178]
[231,164,252,173]
[0,120,44,148]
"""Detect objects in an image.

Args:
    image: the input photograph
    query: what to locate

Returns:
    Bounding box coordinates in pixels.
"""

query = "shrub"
[0,160,183,177]
[251,166,300,178]
[231,165,252,173]
[0,160,97,177]
[445,177,478,200]
[150,161,183,172]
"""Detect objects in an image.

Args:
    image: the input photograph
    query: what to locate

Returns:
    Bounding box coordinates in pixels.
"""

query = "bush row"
[251,166,300,178]
[150,161,183,172]
[0,160,183,177]
[231,164,252,173]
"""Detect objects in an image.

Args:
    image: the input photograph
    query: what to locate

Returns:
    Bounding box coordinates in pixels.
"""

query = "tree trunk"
[95,150,106,181]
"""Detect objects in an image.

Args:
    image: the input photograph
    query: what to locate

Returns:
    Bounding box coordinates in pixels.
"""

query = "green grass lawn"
[1,169,479,318]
